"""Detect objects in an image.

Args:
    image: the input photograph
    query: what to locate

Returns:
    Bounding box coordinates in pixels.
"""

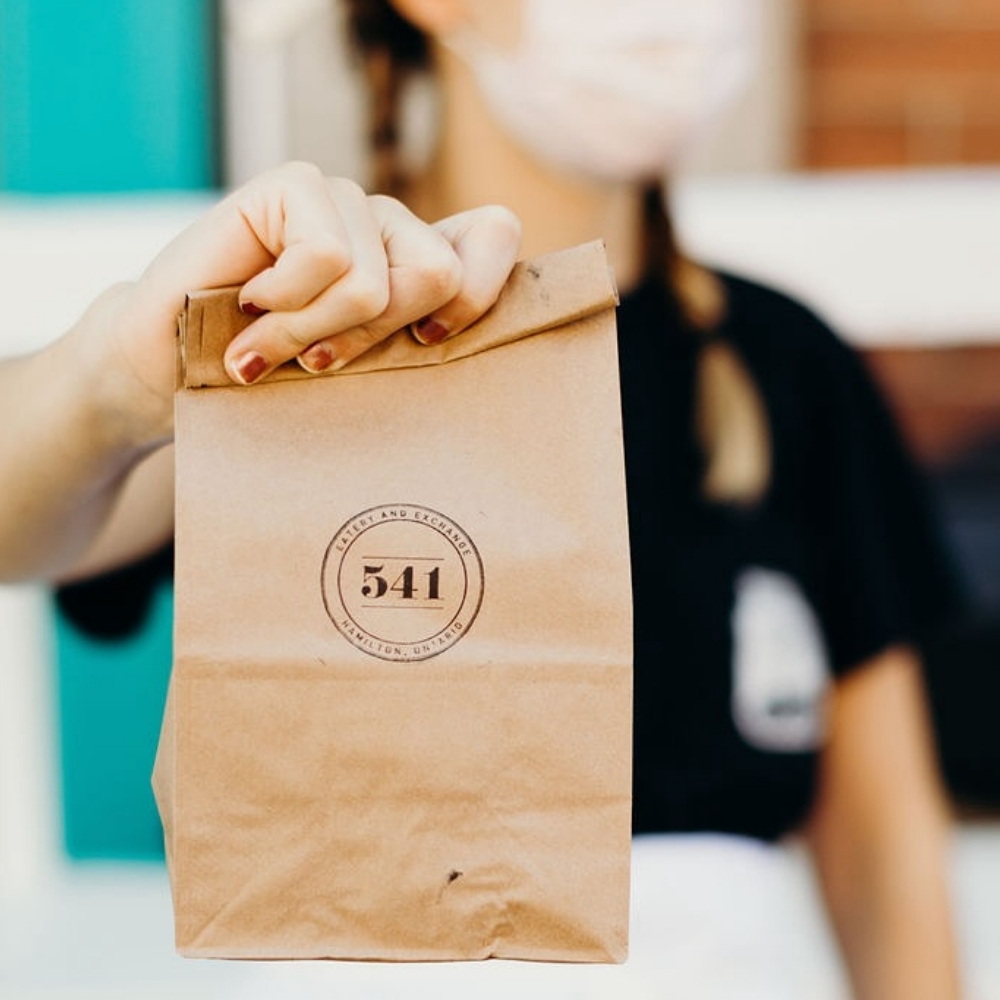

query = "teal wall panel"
[0,0,217,859]
[0,0,218,192]
[52,585,174,860]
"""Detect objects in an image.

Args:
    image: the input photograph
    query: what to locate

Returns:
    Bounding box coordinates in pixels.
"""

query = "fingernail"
[239,300,267,317]
[232,351,268,385]
[412,316,450,345]
[299,343,336,373]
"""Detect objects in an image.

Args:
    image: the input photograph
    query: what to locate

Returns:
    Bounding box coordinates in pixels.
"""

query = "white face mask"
[442,0,761,182]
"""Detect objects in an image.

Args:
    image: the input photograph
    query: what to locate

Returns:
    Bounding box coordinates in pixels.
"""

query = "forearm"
[818,813,961,1000]
[0,283,171,582]
[809,647,964,1000]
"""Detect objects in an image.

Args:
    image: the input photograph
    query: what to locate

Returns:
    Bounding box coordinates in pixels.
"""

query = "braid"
[342,0,428,196]
[366,46,407,195]
[343,0,427,68]
[643,183,771,506]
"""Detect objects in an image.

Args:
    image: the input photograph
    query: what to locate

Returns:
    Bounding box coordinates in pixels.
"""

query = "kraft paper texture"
[154,240,634,963]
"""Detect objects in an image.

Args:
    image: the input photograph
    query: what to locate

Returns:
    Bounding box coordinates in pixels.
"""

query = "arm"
[806,644,963,1000]
[0,162,520,584]
[0,283,172,583]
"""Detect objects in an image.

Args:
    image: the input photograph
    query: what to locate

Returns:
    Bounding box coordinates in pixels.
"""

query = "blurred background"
[1,0,999,997]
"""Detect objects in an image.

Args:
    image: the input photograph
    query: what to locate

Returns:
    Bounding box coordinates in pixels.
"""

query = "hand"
[104,161,522,444]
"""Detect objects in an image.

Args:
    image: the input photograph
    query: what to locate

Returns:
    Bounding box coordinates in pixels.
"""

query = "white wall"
[221,0,368,186]
[673,167,1000,347]
[0,583,58,898]
[681,0,805,176]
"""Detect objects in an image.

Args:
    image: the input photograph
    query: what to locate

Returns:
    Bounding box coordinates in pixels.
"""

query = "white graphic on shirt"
[730,567,832,752]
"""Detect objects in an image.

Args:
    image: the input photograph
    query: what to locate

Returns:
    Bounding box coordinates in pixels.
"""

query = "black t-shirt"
[57,270,967,842]
[621,272,966,840]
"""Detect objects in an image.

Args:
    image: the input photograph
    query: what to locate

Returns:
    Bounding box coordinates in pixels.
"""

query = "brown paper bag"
[153,240,633,963]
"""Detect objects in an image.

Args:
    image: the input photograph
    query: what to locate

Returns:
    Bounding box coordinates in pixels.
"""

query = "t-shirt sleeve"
[797,314,969,674]
[55,542,174,640]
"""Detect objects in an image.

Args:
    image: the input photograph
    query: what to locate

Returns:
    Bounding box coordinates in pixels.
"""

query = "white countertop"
[2,827,999,1000]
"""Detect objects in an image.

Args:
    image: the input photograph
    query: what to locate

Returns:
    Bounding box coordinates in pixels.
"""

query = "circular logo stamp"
[321,504,484,662]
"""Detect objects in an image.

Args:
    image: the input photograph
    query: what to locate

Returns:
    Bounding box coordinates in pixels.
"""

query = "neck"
[406,44,646,293]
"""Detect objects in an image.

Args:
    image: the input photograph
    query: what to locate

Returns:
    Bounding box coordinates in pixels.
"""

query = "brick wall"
[802,0,1000,168]
[864,346,1000,467]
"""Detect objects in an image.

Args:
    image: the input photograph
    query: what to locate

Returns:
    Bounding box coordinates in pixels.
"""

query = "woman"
[334,1,966,997]
[23,1,966,995]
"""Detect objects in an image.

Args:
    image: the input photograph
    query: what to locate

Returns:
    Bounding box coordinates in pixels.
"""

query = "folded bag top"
[178,238,619,388]
[155,240,634,963]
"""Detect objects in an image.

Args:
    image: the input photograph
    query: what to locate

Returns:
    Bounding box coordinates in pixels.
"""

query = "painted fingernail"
[232,351,268,385]
[239,300,267,317]
[412,316,450,345]
[299,343,336,373]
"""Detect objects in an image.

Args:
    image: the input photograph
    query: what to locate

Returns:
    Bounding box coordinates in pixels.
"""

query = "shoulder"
[714,269,873,398]
[717,271,848,357]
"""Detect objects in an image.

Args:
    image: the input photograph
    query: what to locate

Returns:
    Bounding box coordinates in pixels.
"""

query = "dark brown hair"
[343,0,428,195]
[342,0,770,504]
